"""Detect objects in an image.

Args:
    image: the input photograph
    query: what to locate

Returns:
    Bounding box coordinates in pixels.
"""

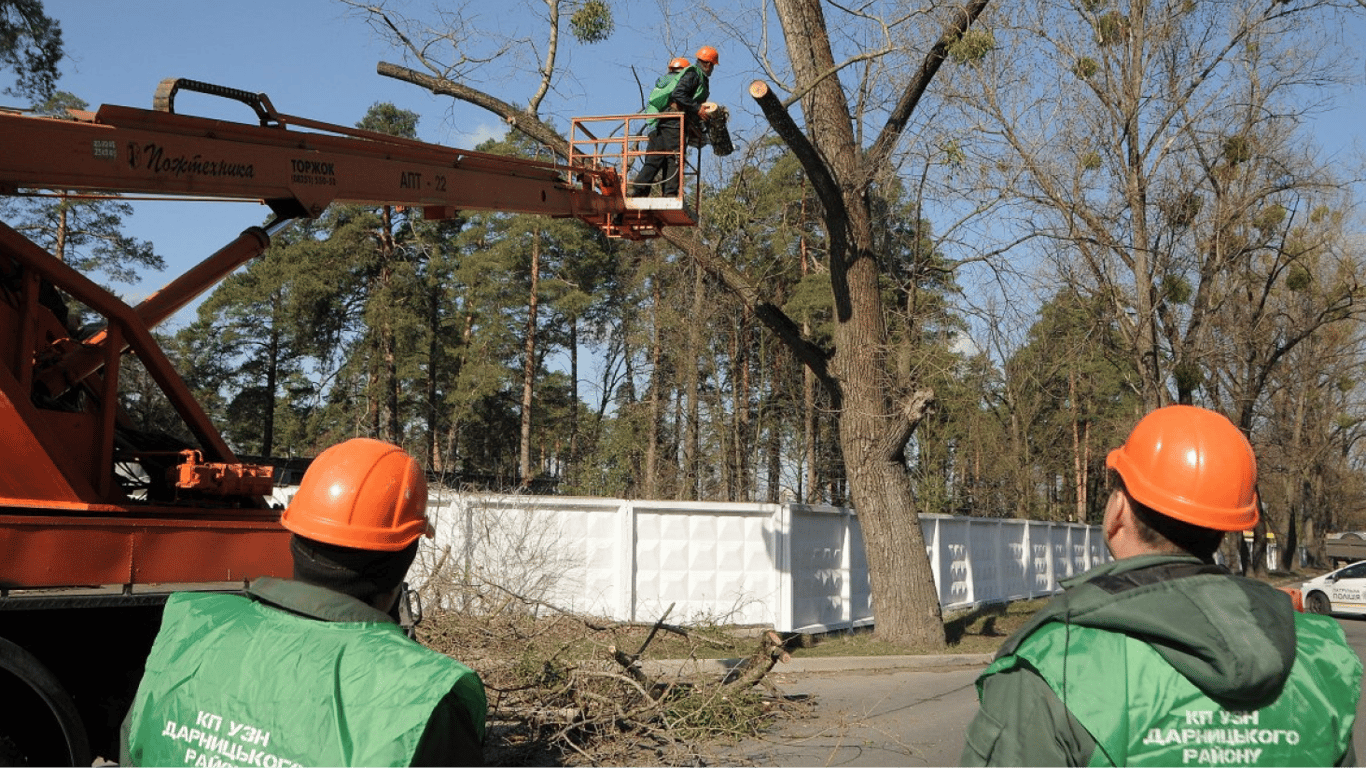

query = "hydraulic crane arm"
[0,79,699,591]
[2,79,699,406]
[0,78,680,232]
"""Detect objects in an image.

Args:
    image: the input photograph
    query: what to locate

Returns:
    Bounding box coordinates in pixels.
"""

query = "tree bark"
[520,229,541,487]
[262,296,279,457]
[426,278,442,470]
[645,279,661,499]
[377,205,400,443]
[568,315,580,482]
[682,261,704,500]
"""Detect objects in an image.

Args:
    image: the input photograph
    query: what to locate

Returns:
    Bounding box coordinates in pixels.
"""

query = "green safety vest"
[124,592,486,767]
[980,613,1360,766]
[645,67,707,127]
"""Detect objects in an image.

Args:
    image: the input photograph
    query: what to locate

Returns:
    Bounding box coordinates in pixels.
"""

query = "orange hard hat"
[1106,405,1258,532]
[669,57,690,71]
[695,46,719,66]
[281,438,433,551]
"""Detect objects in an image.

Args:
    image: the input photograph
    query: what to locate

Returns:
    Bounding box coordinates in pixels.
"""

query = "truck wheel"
[1306,592,1333,616]
[0,637,90,767]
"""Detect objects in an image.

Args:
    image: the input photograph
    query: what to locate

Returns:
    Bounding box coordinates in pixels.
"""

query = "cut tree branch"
[749,80,846,230]
[721,630,792,690]
[376,61,570,157]
[876,388,936,461]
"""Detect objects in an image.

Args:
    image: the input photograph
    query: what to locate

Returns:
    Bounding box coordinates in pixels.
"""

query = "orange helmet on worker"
[695,45,719,73]
[282,437,434,551]
[1105,404,1258,531]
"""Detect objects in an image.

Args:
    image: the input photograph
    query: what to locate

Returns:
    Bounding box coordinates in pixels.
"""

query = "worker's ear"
[1104,490,1128,539]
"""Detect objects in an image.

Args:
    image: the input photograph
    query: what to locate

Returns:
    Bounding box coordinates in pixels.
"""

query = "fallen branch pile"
[418,598,805,766]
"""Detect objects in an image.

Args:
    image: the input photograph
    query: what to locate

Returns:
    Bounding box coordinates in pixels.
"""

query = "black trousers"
[631,120,682,197]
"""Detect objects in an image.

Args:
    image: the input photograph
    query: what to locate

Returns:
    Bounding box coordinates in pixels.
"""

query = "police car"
[1300,561,1366,616]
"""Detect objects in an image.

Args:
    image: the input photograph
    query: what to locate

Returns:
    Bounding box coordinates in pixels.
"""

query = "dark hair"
[290,535,419,604]
[1107,470,1225,561]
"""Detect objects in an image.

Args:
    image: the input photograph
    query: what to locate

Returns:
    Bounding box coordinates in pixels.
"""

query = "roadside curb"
[644,653,994,677]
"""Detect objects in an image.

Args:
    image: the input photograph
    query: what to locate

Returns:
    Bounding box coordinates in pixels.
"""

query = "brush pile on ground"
[417,603,804,766]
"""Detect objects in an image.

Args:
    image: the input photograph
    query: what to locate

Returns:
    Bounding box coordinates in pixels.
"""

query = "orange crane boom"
[0,78,692,233]
[0,78,702,767]
[0,78,696,588]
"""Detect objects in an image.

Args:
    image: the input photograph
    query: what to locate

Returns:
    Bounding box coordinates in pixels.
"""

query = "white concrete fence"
[407,492,1111,633]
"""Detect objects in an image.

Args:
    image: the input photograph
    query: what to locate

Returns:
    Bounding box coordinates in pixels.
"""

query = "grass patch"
[944,598,1048,652]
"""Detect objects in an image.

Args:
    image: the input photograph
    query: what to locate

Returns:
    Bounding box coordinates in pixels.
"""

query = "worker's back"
[122,588,485,767]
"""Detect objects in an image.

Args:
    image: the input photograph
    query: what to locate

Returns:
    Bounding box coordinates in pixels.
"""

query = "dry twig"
[419,603,791,766]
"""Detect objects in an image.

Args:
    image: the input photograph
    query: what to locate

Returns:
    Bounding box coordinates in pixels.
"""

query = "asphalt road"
[722,616,1366,767]
[717,655,985,767]
[1338,615,1366,759]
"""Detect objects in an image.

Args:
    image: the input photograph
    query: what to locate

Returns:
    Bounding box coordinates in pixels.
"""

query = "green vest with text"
[124,592,485,767]
[979,613,1359,766]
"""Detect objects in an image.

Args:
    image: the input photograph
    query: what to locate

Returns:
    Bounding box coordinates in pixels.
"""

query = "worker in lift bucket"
[961,405,1360,766]
[630,45,718,199]
[121,438,486,767]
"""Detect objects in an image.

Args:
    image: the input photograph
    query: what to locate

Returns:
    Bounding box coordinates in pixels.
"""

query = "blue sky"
[45,1,483,303]
[28,1,1366,326]
[40,0,717,313]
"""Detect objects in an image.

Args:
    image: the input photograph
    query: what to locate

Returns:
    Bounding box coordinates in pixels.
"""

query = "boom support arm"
[0,94,626,226]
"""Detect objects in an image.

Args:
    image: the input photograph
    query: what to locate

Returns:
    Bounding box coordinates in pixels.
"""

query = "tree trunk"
[724,315,739,500]
[377,206,400,443]
[682,262,703,500]
[262,295,279,457]
[568,315,580,484]
[645,278,661,499]
[426,279,441,470]
[1070,370,1089,523]
[803,357,816,503]
[767,344,784,504]
[54,202,68,261]
[755,0,992,647]
[801,237,817,504]
[738,307,752,501]
[832,240,943,643]
[520,229,541,487]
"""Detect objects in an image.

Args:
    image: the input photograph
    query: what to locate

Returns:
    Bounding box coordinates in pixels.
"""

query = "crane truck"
[0,78,697,766]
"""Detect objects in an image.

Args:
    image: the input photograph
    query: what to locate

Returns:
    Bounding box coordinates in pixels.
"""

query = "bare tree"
[722,0,991,645]
[1258,312,1366,567]
[952,0,1366,573]
[351,0,995,645]
[955,0,1363,408]
[1205,197,1366,571]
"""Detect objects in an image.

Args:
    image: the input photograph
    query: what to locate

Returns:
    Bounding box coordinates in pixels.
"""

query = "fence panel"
[406,491,1109,632]
[629,500,778,625]
[786,504,872,633]
[415,493,628,617]
[945,517,1112,613]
